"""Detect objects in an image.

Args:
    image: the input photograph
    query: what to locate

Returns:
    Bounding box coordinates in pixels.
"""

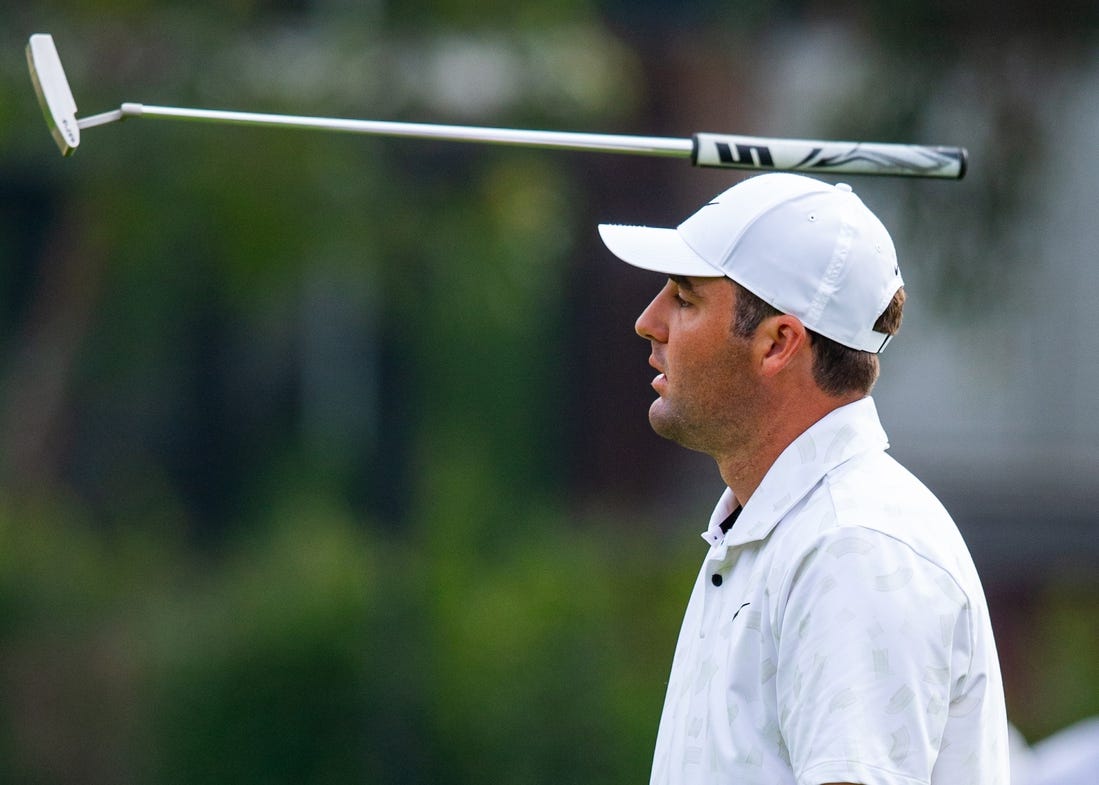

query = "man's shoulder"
[827,449,951,521]
[801,449,978,586]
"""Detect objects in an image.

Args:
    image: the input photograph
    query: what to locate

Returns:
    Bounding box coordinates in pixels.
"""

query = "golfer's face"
[634,276,757,453]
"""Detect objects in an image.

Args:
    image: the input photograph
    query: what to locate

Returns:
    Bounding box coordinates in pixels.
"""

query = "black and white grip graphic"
[692,133,967,179]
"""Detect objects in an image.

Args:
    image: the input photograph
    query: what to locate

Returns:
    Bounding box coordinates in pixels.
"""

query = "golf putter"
[26,33,967,179]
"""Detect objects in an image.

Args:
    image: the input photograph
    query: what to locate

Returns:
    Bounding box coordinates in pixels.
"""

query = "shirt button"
[711,574,723,587]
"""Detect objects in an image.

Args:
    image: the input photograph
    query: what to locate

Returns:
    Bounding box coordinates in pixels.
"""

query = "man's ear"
[756,315,810,377]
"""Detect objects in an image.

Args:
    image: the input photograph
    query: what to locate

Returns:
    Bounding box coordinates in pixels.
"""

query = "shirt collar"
[701,397,889,548]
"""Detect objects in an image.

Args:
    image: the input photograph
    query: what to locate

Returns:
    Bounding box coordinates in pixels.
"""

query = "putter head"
[26,34,80,156]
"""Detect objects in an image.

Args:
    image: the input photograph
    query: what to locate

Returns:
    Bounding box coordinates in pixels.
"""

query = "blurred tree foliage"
[0,3,686,782]
[0,491,698,784]
[0,1,1095,783]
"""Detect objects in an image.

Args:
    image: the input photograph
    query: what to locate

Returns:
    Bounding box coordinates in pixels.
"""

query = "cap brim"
[598,224,721,277]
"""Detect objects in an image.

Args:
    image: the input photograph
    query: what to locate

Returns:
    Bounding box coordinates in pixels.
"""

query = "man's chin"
[648,402,685,443]
[649,401,713,454]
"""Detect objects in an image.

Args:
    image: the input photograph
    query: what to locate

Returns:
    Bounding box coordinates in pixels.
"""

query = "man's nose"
[635,292,667,343]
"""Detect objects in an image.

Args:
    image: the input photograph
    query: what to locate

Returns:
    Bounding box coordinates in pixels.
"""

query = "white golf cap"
[599,173,903,353]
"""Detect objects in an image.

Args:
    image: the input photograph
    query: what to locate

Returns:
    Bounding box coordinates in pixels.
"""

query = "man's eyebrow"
[669,274,695,293]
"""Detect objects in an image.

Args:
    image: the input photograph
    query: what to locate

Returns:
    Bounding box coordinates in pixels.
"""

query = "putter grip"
[692,133,967,179]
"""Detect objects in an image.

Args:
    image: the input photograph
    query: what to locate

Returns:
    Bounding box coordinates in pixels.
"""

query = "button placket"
[699,542,731,638]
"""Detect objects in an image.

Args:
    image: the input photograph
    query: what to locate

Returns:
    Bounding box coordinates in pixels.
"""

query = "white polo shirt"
[649,397,1009,785]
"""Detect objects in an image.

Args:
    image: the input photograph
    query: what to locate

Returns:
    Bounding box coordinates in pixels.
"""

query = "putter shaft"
[115,103,694,158]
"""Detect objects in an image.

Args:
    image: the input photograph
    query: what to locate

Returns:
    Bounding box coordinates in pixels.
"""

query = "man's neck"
[718,393,865,504]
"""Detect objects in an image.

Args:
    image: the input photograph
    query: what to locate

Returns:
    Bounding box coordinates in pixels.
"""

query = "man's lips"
[649,356,667,393]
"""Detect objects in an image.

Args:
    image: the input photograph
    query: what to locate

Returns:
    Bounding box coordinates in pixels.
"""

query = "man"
[598,173,1009,785]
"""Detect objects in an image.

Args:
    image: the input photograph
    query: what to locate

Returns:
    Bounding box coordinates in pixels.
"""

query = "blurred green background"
[1,1,1097,783]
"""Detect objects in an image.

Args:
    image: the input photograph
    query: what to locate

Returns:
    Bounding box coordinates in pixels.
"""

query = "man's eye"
[674,292,691,307]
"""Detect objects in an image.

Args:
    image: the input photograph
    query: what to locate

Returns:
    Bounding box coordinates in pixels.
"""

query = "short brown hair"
[729,281,905,397]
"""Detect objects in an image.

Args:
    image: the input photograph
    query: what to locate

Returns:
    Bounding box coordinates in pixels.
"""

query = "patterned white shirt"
[649,397,1009,785]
